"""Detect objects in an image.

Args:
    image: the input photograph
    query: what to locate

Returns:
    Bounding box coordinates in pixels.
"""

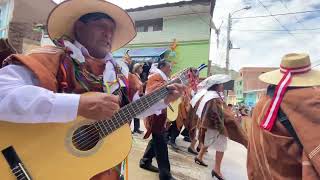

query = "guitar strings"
[78,71,198,150]
[71,93,152,143]
[74,90,169,150]
[71,71,184,142]
[72,87,167,142]
[74,90,168,150]
[71,69,193,149]
[74,91,169,149]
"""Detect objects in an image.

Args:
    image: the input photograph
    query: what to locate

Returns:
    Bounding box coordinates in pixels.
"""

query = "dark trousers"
[133,118,140,131]
[168,121,180,143]
[141,133,171,180]
[181,128,189,138]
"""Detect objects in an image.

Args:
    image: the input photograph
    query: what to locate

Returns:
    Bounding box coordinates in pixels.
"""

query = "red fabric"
[260,71,292,131]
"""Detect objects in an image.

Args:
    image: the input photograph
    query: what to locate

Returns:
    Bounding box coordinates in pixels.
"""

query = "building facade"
[0,0,55,53]
[235,78,244,104]
[113,0,213,77]
[235,67,277,107]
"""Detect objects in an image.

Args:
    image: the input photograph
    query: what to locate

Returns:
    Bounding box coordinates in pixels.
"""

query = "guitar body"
[0,117,132,179]
[0,65,206,179]
[167,97,182,122]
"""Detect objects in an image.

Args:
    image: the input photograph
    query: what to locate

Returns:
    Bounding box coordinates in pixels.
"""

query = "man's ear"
[74,20,85,40]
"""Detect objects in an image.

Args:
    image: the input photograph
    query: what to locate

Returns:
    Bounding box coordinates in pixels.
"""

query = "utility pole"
[225,13,231,74]
[225,6,251,74]
[207,0,217,76]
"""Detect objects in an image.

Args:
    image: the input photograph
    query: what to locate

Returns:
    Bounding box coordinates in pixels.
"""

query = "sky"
[211,0,320,70]
[53,0,320,71]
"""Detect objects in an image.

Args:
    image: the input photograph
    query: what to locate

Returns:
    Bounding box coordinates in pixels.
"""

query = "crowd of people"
[127,59,248,180]
[0,0,320,180]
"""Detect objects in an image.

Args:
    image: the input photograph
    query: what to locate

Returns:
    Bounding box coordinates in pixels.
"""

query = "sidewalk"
[128,123,248,180]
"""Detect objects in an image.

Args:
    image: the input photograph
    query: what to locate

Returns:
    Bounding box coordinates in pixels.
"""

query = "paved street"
[128,122,248,180]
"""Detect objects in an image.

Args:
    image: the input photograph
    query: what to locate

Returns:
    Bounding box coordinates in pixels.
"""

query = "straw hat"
[47,0,136,52]
[197,74,231,90]
[259,53,320,87]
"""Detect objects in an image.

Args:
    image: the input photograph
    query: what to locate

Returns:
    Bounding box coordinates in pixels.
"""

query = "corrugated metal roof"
[127,0,211,12]
[113,47,168,58]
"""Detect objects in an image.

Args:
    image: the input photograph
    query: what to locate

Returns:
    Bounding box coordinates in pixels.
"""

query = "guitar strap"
[267,86,303,149]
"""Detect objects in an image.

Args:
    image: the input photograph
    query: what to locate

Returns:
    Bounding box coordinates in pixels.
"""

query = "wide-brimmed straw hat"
[198,74,231,90]
[47,0,136,52]
[259,53,320,87]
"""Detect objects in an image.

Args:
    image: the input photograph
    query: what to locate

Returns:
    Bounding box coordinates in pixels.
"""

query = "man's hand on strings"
[164,83,186,104]
[78,93,120,120]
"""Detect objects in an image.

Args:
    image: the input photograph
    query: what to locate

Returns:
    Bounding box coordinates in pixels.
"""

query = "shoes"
[196,147,200,152]
[187,147,198,155]
[183,136,191,142]
[194,157,208,167]
[139,160,159,173]
[196,146,208,153]
[211,170,225,180]
[159,174,177,180]
[134,129,144,134]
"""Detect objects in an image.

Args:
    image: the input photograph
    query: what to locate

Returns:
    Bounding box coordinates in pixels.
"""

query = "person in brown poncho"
[190,74,247,180]
[247,53,320,180]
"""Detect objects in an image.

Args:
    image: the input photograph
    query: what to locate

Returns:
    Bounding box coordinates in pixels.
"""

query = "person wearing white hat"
[0,0,185,179]
[247,53,320,179]
[190,74,247,180]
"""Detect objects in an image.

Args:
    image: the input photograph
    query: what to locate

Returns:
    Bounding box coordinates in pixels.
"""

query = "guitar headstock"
[174,64,207,90]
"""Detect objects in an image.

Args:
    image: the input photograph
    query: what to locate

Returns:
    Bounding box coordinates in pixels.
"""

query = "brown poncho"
[192,96,247,148]
[247,87,320,180]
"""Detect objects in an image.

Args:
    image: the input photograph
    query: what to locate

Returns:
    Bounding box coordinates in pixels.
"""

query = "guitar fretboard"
[2,146,32,180]
[94,78,179,137]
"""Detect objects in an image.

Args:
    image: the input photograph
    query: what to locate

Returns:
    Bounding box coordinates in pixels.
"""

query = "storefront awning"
[112,47,169,62]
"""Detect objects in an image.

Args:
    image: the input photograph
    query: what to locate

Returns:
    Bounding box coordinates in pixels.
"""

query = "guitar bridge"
[2,146,32,180]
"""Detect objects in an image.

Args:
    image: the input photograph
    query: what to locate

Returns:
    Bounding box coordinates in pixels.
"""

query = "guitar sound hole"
[72,125,100,151]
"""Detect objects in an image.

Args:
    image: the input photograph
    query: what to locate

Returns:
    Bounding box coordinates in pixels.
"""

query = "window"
[0,0,11,38]
[135,18,163,32]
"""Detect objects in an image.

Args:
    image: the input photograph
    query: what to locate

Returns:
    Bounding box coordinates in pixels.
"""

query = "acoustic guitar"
[0,64,206,180]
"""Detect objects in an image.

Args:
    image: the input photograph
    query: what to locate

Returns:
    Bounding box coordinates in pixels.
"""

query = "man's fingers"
[106,102,120,111]
[106,95,120,103]
[167,83,185,91]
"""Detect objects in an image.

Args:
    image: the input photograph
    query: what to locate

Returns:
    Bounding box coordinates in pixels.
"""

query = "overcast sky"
[211,0,320,70]
[53,0,320,71]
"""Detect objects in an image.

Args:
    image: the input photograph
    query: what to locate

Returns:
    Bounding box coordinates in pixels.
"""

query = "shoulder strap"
[267,86,303,148]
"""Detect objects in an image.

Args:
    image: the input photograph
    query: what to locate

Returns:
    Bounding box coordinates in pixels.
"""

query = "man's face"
[138,66,143,74]
[161,63,172,77]
[217,84,224,92]
[75,18,115,59]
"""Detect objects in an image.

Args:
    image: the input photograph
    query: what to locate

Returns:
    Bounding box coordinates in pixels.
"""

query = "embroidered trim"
[309,144,320,159]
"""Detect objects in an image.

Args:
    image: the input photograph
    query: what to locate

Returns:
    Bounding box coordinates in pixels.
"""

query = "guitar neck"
[96,78,180,137]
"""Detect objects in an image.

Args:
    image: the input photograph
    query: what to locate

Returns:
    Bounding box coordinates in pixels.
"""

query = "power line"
[256,0,295,38]
[279,0,305,29]
[232,9,320,19]
[230,31,319,34]
[232,28,320,32]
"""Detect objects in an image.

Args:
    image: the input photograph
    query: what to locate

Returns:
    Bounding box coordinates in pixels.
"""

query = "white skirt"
[204,129,228,152]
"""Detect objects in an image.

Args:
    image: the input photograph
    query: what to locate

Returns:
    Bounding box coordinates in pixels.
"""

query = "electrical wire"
[279,0,305,29]
[232,9,320,19]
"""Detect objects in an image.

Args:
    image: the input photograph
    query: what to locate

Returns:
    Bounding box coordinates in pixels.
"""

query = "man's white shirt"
[0,44,166,123]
